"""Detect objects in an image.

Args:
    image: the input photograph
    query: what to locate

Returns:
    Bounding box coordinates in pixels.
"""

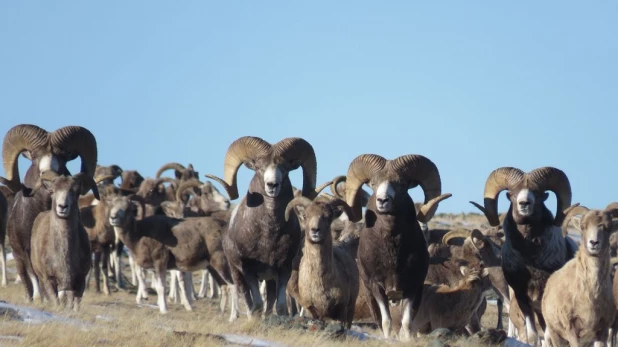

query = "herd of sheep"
[0,123,617,347]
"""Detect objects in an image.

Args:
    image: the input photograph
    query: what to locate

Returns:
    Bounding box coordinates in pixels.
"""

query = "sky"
[1,1,617,214]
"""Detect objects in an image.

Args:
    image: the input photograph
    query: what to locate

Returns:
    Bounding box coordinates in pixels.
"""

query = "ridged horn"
[561,203,588,235]
[1,124,49,192]
[205,136,272,200]
[128,194,147,221]
[471,167,525,227]
[49,126,99,199]
[442,228,472,245]
[273,137,317,199]
[330,175,347,199]
[95,174,117,185]
[345,154,387,222]
[527,167,572,227]
[155,162,185,178]
[389,154,450,223]
[176,179,202,202]
[315,180,333,196]
[285,196,312,222]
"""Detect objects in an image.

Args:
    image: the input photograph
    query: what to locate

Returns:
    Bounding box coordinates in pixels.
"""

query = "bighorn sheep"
[411,264,491,334]
[30,172,96,310]
[0,124,98,301]
[205,136,319,320]
[108,194,234,316]
[156,162,199,202]
[285,196,359,328]
[79,164,123,208]
[343,153,452,339]
[542,204,617,346]
[80,180,122,295]
[470,166,577,345]
[136,177,178,217]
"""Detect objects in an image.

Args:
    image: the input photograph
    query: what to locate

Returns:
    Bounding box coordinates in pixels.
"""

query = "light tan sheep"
[542,205,618,346]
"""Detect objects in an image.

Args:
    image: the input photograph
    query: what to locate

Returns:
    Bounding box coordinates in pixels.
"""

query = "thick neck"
[303,237,334,275]
[577,248,610,288]
[113,217,138,249]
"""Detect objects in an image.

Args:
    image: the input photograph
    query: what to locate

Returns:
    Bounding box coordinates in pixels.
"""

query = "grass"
[0,213,509,347]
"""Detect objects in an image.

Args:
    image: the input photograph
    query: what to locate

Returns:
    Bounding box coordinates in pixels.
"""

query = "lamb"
[542,204,617,346]
[470,166,578,345]
[285,196,359,328]
[411,264,491,334]
[0,124,99,301]
[108,194,235,316]
[205,136,319,320]
[342,153,452,339]
[30,171,95,310]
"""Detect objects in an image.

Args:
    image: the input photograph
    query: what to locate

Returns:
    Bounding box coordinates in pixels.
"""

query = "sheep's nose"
[377,197,389,204]
[58,204,68,209]
[518,200,530,207]
[311,227,319,233]
[267,182,279,189]
[590,240,599,246]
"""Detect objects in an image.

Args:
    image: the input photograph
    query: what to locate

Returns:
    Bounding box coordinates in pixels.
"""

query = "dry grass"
[0,213,508,347]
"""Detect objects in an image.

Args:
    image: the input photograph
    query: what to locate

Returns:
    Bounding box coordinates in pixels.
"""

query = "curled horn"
[561,203,588,235]
[95,174,117,185]
[205,136,272,200]
[605,202,618,212]
[1,124,49,193]
[155,162,186,178]
[442,228,472,245]
[176,179,202,202]
[345,154,387,222]
[470,167,525,227]
[314,180,333,195]
[49,126,99,200]
[273,137,317,199]
[285,196,312,222]
[389,154,451,223]
[128,194,147,221]
[528,167,572,227]
[330,175,347,199]
[603,203,618,221]
[74,172,98,196]
[326,198,354,221]
[155,177,178,191]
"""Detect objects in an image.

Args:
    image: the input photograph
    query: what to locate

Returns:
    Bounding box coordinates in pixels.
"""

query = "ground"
[0,212,510,347]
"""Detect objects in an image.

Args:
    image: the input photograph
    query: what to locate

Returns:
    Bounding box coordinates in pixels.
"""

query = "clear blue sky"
[2,1,616,213]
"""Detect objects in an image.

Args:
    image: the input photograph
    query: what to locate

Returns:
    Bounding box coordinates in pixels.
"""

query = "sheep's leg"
[40,277,59,306]
[259,280,267,302]
[185,272,197,303]
[209,272,219,299]
[275,272,291,316]
[94,251,102,293]
[198,270,208,299]
[544,325,564,347]
[228,284,239,322]
[14,274,22,284]
[219,284,228,313]
[114,241,125,289]
[594,328,609,347]
[168,270,179,304]
[14,259,33,301]
[150,270,156,290]
[237,268,260,320]
[101,247,111,295]
[264,279,277,316]
[129,254,137,285]
[135,267,148,305]
[154,267,168,314]
[176,271,193,311]
[514,291,539,346]
[399,298,414,341]
[374,293,393,339]
[496,298,504,330]
[0,243,7,287]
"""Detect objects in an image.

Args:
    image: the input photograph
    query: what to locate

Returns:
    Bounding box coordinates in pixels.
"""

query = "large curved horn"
[155,162,186,178]
[205,136,272,200]
[330,175,347,199]
[605,202,618,211]
[155,177,178,192]
[128,194,147,221]
[95,174,117,185]
[470,167,525,227]
[284,196,312,222]
[314,180,333,196]
[1,124,49,192]
[175,179,202,202]
[74,172,98,196]
[49,126,99,199]
[345,154,387,222]
[527,167,572,227]
[561,203,588,235]
[389,154,451,223]
[273,137,317,199]
[442,228,472,245]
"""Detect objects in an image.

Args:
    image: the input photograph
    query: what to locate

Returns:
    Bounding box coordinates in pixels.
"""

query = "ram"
[0,124,98,301]
[470,166,577,345]
[343,153,451,339]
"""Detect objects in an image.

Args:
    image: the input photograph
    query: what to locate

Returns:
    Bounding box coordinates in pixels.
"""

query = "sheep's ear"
[174,170,183,180]
[471,229,485,250]
[481,267,489,277]
[459,266,468,277]
[331,205,347,220]
[572,216,582,232]
[293,205,307,223]
[244,160,258,171]
[160,201,178,217]
[542,192,549,201]
[41,179,54,194]
[506,192,512,200]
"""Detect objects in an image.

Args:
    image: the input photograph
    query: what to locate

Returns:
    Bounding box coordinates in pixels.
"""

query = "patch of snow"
[0,335,24,342]
[95,315,114,321]
[217,334,288,347]
[504,338,534,347]
[0,302,91,329]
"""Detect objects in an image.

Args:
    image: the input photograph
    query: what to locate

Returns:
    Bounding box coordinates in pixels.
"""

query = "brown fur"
[543,209,616,346]
[0,189,8,287]
[30,174,92,310]
[290,200,359,328]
